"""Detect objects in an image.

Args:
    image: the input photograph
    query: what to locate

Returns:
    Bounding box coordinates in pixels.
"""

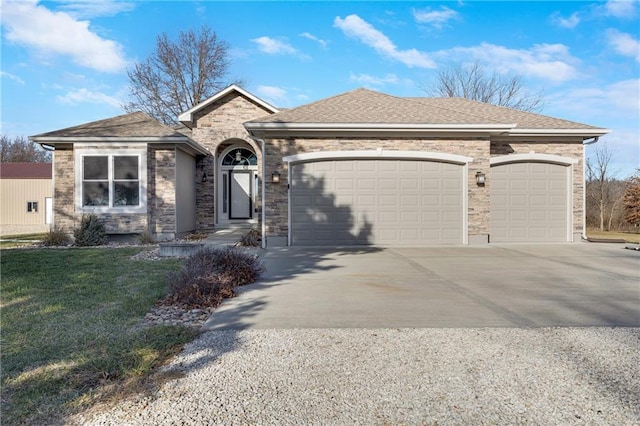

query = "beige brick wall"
[190,92,273,229]
[262,137,492,241]
[148,148,176,238]
[53,144,149,236]
[491,139,585,237]
[53,145,75,233]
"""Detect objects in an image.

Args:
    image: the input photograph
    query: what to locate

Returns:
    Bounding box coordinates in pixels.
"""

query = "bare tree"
[1,135,51,162]
[425,61,543,112]
[124,26,232,125]
[586,142,619,231]
[623,171,640,226]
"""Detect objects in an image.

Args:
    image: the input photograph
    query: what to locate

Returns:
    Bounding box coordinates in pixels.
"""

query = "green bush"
[73,214,108,246]
[164,246,264,309]
[42,228,71,246]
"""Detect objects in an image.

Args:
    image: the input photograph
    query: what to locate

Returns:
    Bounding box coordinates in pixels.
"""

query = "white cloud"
[1,0,127,73]
[251,36,297,55]
[334,14,435,68]
[349,73,399,87]
[603,0,637,18]
[413,6,459,28]
[548,79,639,122]
[300,32,328,48]
[606,29,640,62]
[1,71,25,85]
[255,85,287,103]
[57,88,121,108]
[551,11,581,29]
[54,0,135,18]
[438,42,580,83]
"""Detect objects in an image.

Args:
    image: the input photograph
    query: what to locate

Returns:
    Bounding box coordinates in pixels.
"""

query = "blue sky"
[1,0,638,177]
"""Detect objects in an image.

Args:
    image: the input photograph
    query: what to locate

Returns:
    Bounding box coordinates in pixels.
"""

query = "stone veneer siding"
[53,144,149,235]
[490,139,585,238]
[148,147,177,239]
[263,137,491,243]
[190,92,272,229]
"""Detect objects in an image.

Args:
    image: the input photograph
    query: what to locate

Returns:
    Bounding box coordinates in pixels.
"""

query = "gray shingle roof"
[32,112,186,139]
[410,97,600,129]
[247,88,602,130]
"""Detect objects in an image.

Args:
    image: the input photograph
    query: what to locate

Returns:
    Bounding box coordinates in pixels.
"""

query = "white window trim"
[75,148,147,214]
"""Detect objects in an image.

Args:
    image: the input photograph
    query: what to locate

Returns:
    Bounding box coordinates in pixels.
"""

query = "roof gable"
[178,84,279,128]
[0,162,52,179]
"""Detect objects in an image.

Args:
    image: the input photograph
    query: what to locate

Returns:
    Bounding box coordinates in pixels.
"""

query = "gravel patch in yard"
[73,328,639,425]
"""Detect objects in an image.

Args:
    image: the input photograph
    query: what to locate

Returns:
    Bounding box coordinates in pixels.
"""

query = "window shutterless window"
[27,201,38,212]
[75,147,146,214]
[82,155,140,208]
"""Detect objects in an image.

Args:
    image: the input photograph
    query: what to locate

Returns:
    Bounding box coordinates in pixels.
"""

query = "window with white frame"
[76,149,146,213]
[27,201,38,213]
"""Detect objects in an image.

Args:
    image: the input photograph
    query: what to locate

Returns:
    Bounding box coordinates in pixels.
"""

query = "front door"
[230,171,252,219]
[218,146,258,224]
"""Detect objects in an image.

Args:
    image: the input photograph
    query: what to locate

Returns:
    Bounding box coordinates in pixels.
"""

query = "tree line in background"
[0,135,51,163]
[586,142,639,232]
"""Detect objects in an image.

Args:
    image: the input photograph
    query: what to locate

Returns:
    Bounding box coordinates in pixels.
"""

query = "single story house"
[31,85,609,247]
[0,162,53,235]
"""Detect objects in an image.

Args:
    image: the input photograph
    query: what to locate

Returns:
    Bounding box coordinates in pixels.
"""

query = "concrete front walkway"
[203,243,640,330]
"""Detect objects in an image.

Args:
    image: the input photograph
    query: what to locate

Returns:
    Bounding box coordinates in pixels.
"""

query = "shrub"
[73,214,107,246]
[237,229,261,247]
[42,228,71,246]
[164,246,264,309]
[184,231,208,241]
[138,230,156,245]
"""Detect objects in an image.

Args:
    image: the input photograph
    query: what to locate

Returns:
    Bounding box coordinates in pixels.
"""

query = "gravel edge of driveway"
[71,327,640,425]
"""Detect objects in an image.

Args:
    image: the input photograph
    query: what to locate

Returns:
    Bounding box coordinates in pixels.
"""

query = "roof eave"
[507,128,611,138]
[244,122,516,138]
[30,136,210,155]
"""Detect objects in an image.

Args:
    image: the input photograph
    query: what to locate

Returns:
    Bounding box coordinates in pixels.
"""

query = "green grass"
[0,247,198,425]
[586,229,640,243]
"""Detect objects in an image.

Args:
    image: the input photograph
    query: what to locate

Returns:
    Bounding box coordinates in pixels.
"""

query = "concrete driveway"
[203,243,640,329]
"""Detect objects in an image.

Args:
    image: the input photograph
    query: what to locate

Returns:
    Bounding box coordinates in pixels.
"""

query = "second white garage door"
[290,160,464,246]
[490,162,569,242]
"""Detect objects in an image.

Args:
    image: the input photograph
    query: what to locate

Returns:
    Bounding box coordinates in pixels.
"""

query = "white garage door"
[491,162,569,242]
[290,159,464,246]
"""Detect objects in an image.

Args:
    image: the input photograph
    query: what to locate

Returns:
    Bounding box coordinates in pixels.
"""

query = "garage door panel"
[491,162,569,243]
[291,159,464,246]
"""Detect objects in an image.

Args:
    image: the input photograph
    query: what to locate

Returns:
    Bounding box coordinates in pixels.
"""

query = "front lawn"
[0,247,198,424]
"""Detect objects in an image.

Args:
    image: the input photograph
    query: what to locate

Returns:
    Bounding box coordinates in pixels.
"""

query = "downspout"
[582,137,600,240]
[249,136,267,249]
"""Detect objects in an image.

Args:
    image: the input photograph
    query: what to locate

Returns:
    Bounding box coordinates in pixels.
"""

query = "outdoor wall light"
[475,171,486,186]
[272,170,281,183]
[201,171,208,183]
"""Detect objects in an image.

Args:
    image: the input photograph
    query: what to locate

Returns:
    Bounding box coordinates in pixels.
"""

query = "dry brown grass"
[586,229,640,243]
